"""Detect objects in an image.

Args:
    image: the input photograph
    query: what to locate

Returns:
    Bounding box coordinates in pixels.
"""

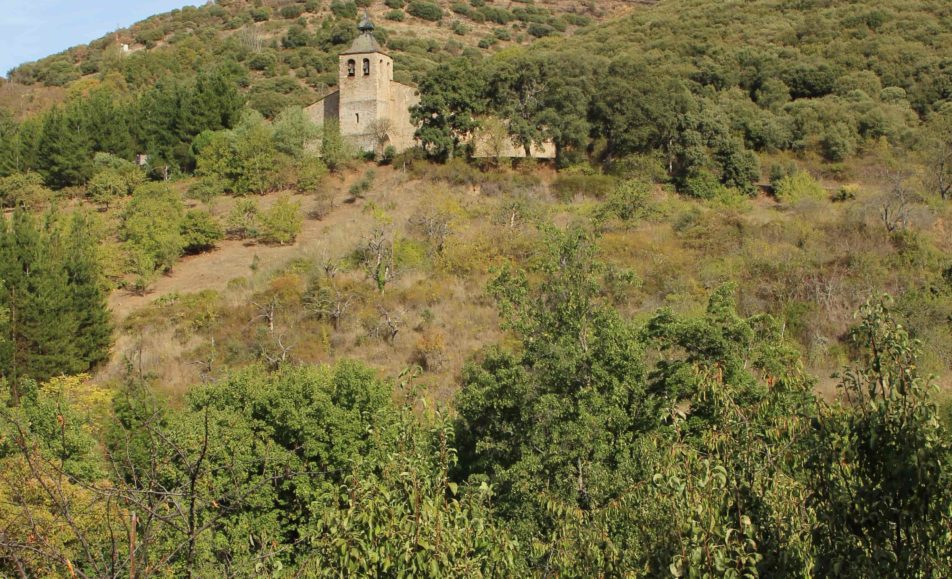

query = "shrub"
[181,210,224,254]
[309,189,335,220]
[260,195,303,245]
[295,157,329,193]
[187,177,226,203]
[280,5,304,19]
[385,0,405,7]
[595,180,656,225]
[249,7,270,21]
[226,198,261,240]
[330,0,358,18]
[413,330,446,371]
[385,9,405,21]
[774,171,825,202]
[0,172,53,209]
[348,170,376,200]
[408,1,443,21]
[527,23,555,38]
[681,171,726,200]
[820,122,856,162]
[378,146,397,166]
[832,183,859,202]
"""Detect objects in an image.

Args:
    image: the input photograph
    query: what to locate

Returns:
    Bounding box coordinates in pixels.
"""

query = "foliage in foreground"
[1,230,949,577]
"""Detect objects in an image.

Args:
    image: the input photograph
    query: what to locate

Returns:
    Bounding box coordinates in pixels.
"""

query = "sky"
[0,0,195,76]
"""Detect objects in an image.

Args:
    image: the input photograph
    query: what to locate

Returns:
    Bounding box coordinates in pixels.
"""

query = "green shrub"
[260,195,303,245]
[408,1,443,21]
[385,0,405,7]
[0,172,53,209]
[226,198,261,240]
[295,157,329,192]
[187,177,226,203]
[249,7,270,21]
[820,122,856,162]
[385,9,405,21]
[330,0,358,18]
[121,183,186,273]
[774,171,825,202]
[280,5,304,18]
[681,171,726,200]
[181,210,224,254]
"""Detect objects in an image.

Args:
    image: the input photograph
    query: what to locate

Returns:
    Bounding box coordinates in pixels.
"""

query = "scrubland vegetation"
[1,0,952,576]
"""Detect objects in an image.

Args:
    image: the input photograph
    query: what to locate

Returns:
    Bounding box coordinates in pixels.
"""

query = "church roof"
[341,13,385,55]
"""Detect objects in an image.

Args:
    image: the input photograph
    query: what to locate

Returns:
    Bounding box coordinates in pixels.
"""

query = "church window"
[363,58,370,75]
[347,59,356,77]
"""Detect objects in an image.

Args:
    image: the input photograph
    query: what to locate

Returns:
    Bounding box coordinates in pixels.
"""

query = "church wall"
[304,90,340,129]
[385,83,421,152]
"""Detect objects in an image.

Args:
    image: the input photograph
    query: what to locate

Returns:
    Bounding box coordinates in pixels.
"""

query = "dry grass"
[98,160,952,406]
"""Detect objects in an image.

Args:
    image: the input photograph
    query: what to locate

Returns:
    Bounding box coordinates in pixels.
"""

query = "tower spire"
[358,11,375,34]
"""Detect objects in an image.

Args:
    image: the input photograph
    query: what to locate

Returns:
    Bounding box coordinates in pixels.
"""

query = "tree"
[807,299,952,577]
[272,106,321,158]
[35,107,93,188]
[0,210,80,390]
[121,183,186,276]
[232,111,279,194]
[87,152,144,207]
[63,211,112,372]
[0,109,22,177]
[455,227,652,564]
[412,58,486,161]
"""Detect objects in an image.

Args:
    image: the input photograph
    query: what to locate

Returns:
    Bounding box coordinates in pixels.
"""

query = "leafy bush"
[226,198,260,240]
[260,195,303,245]
[0,172,53,209]
[774,171,825,202]
[681,171,726,199]
[407,1,443,21]
[280,5,304,19]
[181,210,224,254]
[330,0,358,18]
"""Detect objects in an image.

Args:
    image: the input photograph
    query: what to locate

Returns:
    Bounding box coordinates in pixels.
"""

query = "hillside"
[2,0,640,118]
[1,0,952,576]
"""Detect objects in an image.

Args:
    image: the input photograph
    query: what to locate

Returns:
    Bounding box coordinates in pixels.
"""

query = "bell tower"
[338,13,393,150]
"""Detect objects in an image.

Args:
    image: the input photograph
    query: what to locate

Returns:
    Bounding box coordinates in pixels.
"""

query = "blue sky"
[0,0,195,76]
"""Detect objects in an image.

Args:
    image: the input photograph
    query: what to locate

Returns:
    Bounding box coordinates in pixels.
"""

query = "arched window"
[363,58,370,76]
[356,113,360,125]
[347,59,356,77]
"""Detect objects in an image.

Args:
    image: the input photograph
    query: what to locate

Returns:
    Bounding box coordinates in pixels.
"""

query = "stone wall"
[304,90,340,128]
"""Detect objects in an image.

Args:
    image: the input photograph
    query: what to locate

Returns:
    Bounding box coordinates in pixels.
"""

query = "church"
[305,14,555,160]
[305,15,420,156]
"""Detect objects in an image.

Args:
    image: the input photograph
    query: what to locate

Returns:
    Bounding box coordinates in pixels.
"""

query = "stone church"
[305,15,420,155]
[305,14,555,159]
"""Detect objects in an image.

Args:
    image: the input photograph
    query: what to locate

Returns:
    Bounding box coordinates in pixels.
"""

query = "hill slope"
[2,0,641,117]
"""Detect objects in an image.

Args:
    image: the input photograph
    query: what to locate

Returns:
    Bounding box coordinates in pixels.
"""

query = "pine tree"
[0,210,84,391]
[17,212,81,381]
[64,211,112,370]
[36,107,93,188]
